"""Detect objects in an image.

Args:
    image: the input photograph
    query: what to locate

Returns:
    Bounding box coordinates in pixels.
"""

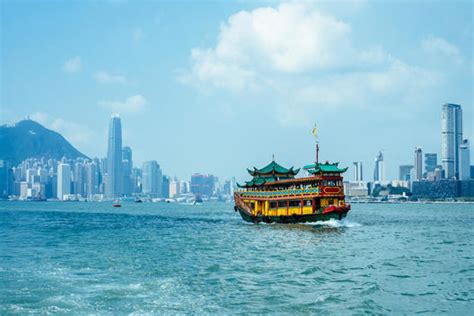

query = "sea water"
[0,202,473,314]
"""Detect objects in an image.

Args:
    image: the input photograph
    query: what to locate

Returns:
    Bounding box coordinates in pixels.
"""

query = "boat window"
[305,200,312,206]
[270,201,277,209]
[278,201,287,208]
[289,200,300,207]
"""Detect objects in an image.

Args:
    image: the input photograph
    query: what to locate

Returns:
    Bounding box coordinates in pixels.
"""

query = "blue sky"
[1,0,472,182]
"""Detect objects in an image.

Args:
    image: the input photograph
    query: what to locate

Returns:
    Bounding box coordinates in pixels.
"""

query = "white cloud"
[422,36,464,64]
[62,56,82,73]
[182,2,444,126]
[98,94,147,113]
[30,112,93,146]
[133,28,144,42]
[182,3,356,90]
[94,71,127,84]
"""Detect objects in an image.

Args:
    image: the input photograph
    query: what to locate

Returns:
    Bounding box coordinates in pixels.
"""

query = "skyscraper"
[353,162,363,182]
[122,146,133,197]
[106,115,123,198]
[399,165,414,181]
[459,139,470,180]
[0,160,13,198]
[373,151,384,182]
[57,163,71,200]
[424,153,437,174]
[169,177,180,198]
[85,161,99,198]
[162,175,170,198]
[142,161,163,197]
[190,174,216,196]
[74,161,85,197]
[414,147,423,181]
[441,103,462,179]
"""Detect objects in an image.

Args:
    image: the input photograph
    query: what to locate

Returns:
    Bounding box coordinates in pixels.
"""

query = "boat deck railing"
[237,186,343,199]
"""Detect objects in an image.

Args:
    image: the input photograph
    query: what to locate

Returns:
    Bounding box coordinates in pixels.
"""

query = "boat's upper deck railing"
[236,184,344,199]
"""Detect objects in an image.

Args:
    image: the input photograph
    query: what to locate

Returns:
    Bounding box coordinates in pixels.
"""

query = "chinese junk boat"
[234,159,351,224]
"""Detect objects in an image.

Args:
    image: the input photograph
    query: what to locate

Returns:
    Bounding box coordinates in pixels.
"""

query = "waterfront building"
[74,161,85,197]
[38,167,48,184]
[122,146,133,197]
[471,166,474,179]
[459,139,470,180]
[353,161,363,182]
[191,174,216,197]
[85,162,99,197]
[99,158,107,176]
[142,161,162,197]
[424,153,437,175]
[0,160,14,198]
[131,167,142,193]
[414,147,423,181]
[399,165,413,181]
[162,175,170,198]
[169,177,180,198]
[373,151,384,182]
[441,103,462,179]
[57,163,71,200]
[106,115,123,198]
[344,181,369,197]
[223,180,233,195]
[26,168,36,184]
[20,181,29,199]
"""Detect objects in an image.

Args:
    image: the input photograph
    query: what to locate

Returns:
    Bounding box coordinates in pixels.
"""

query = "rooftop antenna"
[272,154,275,161]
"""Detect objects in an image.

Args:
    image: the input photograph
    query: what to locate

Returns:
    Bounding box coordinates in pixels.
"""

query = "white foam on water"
[315,294,328,302]
[304,218,362,228]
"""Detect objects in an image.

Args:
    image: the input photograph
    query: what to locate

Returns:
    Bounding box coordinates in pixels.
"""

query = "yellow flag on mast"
[312,124,317,138]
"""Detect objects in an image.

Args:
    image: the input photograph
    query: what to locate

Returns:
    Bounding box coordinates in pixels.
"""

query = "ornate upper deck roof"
[303,162,348,174]
[247,160,300,178]
[238,160,300,188]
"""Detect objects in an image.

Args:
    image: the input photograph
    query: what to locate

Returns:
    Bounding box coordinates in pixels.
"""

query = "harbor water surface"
[1,202,473,314]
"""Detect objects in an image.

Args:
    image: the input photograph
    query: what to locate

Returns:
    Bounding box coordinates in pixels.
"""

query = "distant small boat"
[113,200,122,207]
[134,198,143,203]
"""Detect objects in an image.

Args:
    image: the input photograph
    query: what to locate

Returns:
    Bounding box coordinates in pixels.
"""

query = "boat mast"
[316,142,319,164]
[313,124,319,164]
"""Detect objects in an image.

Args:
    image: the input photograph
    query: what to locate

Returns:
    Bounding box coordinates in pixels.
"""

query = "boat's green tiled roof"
[303,162,348,174]
[237,176,277,188]
[247,160,299,177]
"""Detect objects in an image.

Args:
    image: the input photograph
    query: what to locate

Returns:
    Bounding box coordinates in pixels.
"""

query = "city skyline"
[1,1,472,181]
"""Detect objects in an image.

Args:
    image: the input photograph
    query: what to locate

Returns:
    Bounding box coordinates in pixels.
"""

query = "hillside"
[0,119,88,165]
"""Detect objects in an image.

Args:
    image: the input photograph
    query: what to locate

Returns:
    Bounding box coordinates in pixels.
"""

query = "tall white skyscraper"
[106,115,123,198]
[373,151,384,182]
[57,163,71,200]
[414,147,423,181]
[459,139,470,180]
[441,103,462,179]
[353,162,363,181]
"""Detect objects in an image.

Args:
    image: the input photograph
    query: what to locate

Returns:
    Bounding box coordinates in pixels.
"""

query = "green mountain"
[0,119,88,165]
